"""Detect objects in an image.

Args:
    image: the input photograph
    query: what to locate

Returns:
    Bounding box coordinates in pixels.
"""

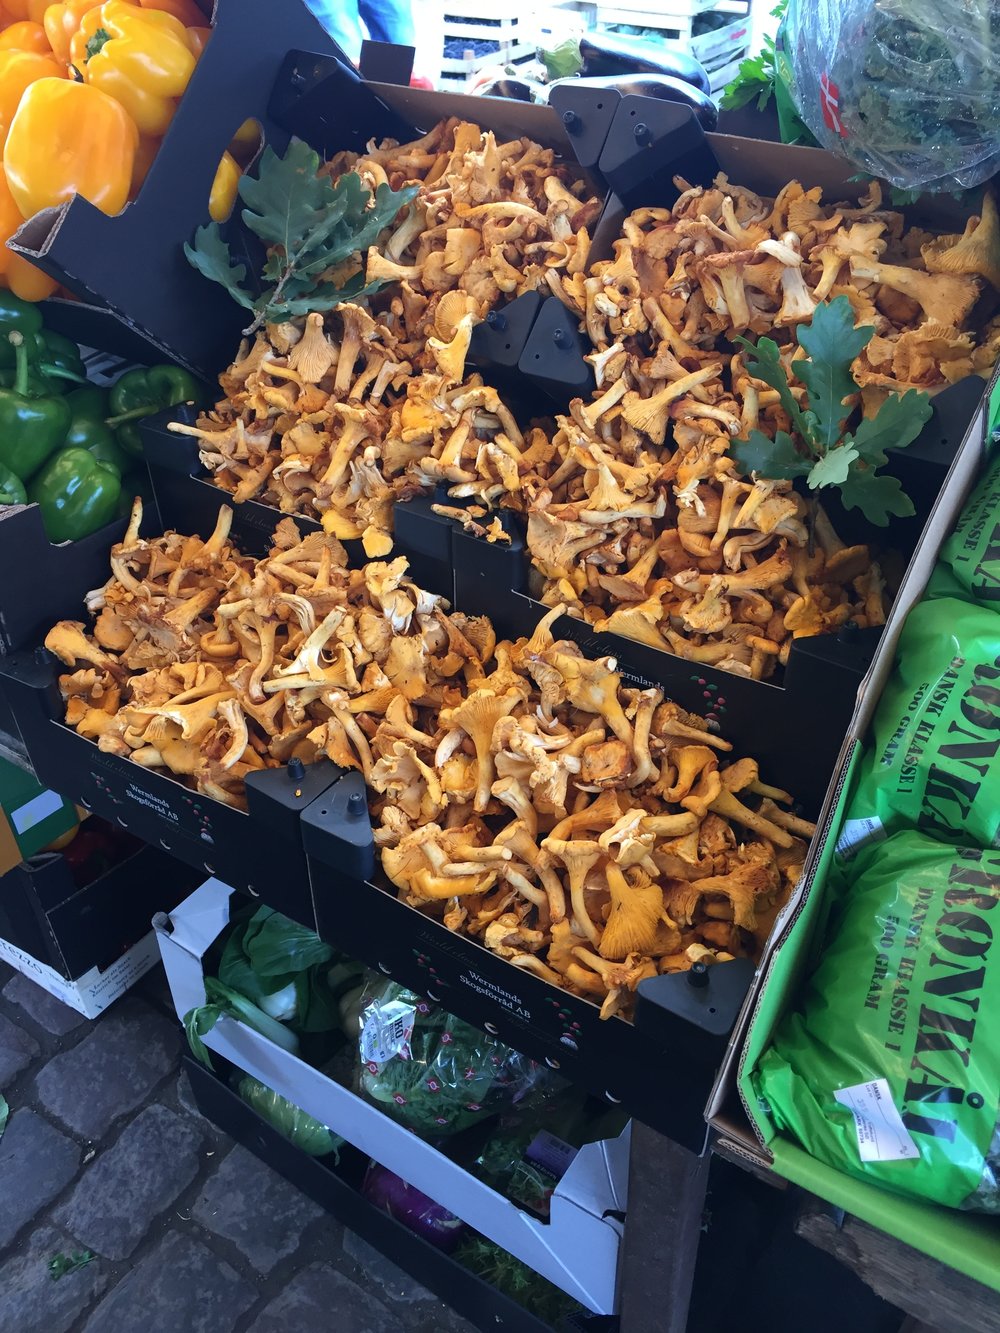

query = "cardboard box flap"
[157,877,625,1313]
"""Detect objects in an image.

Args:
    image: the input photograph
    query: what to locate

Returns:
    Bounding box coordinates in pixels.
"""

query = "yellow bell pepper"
[0,47,63,147]
[42,0,100,64]
[0,171,57,299]
[184,22,208,56]
[208,149,239,223]
[0,20,50,51]
[2,0,49,23]
[73,0,194,136]
[128,129,156,197]
[4,76,137,217]
[6,251,58,299]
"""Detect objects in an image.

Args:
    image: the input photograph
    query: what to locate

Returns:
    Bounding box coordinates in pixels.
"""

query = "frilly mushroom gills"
[46,504,815,1020]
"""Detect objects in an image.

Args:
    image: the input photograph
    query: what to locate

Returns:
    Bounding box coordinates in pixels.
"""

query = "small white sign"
[834,1078,919,1163]
[360,999,415,1065]
[10,788,65,836]
[835,815,887,859]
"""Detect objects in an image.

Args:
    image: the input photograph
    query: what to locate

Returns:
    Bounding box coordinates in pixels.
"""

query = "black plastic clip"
[519,297,594,406]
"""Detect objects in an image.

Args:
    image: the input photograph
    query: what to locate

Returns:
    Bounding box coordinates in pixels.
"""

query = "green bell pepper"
[0,332,72,484]
[34,331,87,386]
[0,293,43,370]
[107,364,204,457]
[61,386,130,478]
[0,461,27,506]
[27,448,122,544]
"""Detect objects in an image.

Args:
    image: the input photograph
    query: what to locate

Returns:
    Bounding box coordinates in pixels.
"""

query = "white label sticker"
[834,1078,919,1163]
[835,815,887,859]
[360,999,416,1066]
[10,788,65,835]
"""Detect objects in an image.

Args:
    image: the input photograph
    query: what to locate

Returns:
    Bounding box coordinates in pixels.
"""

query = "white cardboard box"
[157,878,627,1313]
[0,930,161,1019]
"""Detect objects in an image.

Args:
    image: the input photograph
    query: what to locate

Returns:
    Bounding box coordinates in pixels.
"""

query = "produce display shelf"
[183,1054,597,1333]
[159,879,627,1315]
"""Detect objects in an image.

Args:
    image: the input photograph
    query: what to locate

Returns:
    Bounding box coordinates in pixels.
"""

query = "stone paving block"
[245,1263,405,1333]
[54,1104,204,1260]
[0,1010,40,1083]
[34,998,177,1139]
[343,1229,436,1302]
[0,1110,81,1249]
[192,1143,324,1275]
[80,1232,256,1333]
[3,973,87,1036]
[0,1225,106,1333]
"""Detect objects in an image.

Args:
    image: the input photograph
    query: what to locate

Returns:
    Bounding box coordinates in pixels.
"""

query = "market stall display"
[1,7,998,1327]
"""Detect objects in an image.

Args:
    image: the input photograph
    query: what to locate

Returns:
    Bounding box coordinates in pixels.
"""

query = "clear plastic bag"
[782,0,1000,192]
[355,979,555,1138]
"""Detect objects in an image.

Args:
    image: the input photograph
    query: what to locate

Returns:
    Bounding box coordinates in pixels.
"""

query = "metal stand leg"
[618,1123,711,1333]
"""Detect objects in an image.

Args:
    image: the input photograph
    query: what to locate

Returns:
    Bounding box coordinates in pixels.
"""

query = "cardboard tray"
[301,770,752,1152]
[0,648,339,929]
[702,375,1000,1290]
[183,1054,600,1333]
[8,0,343,380]
[157,878,628,1315]
[0,834,197,980]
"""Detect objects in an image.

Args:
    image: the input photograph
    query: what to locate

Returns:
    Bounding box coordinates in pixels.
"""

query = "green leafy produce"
[538,36,582,80]
[730,296,932,525]
[454,1234,581,1325]
[185,138,419,335]
[48,1251,95,1280]
[0,1093,7,1143]
[357,980,548,1139]
[719,1,786,111]
[237,1075,344,1158]
[184,906,360,1068]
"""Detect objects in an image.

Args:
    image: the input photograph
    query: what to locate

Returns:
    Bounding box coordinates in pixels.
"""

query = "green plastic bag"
[840,597,1000,856]
[934,449,1000,609]
[755,831,1000,1211]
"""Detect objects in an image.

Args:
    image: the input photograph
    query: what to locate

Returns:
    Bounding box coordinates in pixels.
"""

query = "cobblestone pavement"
[0,960,476,1333]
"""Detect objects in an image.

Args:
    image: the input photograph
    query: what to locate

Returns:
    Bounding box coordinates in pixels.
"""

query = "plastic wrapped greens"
[782,0,1000,191]
[356,979,553,1138]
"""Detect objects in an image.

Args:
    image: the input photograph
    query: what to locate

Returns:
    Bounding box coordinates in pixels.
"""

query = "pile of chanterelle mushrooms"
[181,137,1000,680]
[45,501,814,1018]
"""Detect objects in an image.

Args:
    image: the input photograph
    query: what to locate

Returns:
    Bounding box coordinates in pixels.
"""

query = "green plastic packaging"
[933,449,1000,609]
[841,597,1000,855]
[755,831,1000,1211]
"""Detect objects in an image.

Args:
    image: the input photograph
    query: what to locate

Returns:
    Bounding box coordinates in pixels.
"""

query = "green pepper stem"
[39,363,88,385]
[9,331,27,398]
[104,404,161,427]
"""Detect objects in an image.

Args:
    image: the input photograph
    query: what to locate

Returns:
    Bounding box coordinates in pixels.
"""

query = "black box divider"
[0,843,197,980]
[547,86,622,173]
[9,0,343,379]
[268,49,420,157]
[597,98,719,212]
[0,650,340,928]
[0,506,127,655]
[301,772,741,1151]
[518,300,594,406]
[183,1055,598,1333]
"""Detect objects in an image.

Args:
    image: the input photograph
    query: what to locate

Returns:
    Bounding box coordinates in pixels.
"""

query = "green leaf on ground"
[48,1251,95,1281]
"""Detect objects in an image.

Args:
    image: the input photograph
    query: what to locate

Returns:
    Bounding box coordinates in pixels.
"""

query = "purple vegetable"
[362,1163,467,1253]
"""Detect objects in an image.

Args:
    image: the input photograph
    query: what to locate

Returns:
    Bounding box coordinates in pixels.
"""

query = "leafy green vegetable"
[719,1,787,111]
[185,906,360,1068]
[731,296,933,526]
[358,981,547,1138]
[454,1234,581,1325]
[48,1251,95,1280]
[237,1075,344,1158]
[0,1093,7,1143]
[185,138,419,335]
[538,36,582,81]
